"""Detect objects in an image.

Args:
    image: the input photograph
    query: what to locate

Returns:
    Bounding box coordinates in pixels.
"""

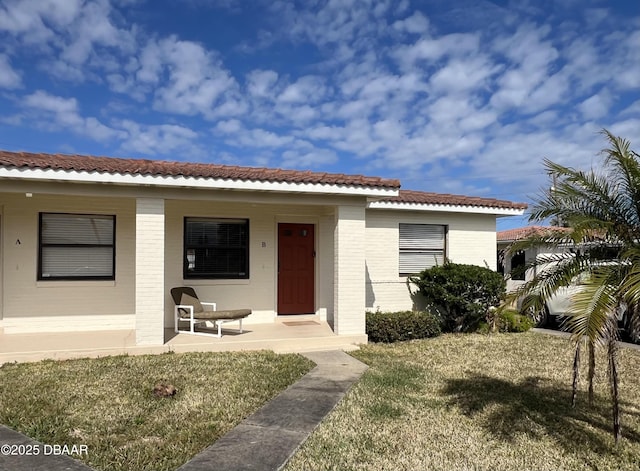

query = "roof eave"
[0,167,400,197]
[367,200,526,216]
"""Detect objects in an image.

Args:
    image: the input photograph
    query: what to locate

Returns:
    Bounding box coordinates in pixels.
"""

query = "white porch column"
[333,204,366,335]
[135,198,165,345]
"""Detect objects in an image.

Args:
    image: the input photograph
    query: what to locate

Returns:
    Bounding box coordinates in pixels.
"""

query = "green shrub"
[410,262,506,333]
[479,308,535,333]
[498,309,535,333]
[476,321,491,334]
[366,310,441,343]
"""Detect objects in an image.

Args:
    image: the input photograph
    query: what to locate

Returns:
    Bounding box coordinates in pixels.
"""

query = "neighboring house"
[497,226,569,292]
[0,151,526,346]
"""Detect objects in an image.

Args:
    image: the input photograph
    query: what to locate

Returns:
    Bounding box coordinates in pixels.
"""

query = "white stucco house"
[0,151,526,348]
[497,226,570,292]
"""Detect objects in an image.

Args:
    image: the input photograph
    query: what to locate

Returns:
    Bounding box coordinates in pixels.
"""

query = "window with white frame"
[184,217,249,279]
[399,223,446,275]
[39,213,115,280]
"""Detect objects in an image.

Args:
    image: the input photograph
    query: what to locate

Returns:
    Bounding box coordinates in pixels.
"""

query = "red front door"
[278,223,315,315]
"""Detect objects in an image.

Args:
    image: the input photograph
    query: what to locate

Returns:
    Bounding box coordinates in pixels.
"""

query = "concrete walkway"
[0,350,367,471]
[177,350,368,471]
[0,425,94,471]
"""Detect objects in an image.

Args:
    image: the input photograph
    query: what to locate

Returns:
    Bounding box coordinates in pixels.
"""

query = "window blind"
[184,218,249,279]
[39,213,115,280]
[399,223,446,275]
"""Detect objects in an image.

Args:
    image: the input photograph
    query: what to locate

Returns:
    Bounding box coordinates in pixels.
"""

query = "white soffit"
[367,200,525,216]
[0,167,399,197]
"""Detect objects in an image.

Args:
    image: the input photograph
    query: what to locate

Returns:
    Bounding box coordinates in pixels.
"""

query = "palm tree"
[507,129,640,444]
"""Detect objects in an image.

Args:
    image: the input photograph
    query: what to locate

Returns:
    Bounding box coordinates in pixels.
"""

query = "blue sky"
[0,0,638,230]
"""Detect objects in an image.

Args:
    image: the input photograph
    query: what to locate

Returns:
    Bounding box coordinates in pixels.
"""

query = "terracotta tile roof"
[382,190,528,210]
[0,150,401,190]
[497,225,569,241]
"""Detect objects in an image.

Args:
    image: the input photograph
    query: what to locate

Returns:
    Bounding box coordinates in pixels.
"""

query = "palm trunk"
[607,337,621,444]
[588,341,595,406]
[572,342,581,407]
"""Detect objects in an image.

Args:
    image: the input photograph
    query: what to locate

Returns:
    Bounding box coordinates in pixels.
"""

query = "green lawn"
[0,351,314,471]
[285,332,640,471]
[3,334,639,471]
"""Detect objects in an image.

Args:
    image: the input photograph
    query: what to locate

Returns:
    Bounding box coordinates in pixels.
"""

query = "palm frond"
[505,253,590,310]
[600,130,640,229]
[618,247,640,308]
[562,269,620,346]
[530,156,636,243]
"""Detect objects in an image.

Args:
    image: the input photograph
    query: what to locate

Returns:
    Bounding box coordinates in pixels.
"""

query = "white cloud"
[274,103,318,124]
[579,91,611,120]
[117,120,199,156]
[0,54,21,88]
[140,36,245,119]
[278,75,328,104]
[246,69,279,99]
[24,90,79,114]
[561,38,602,92]
[429,56,498,94]
[275,0,398,48]
[281,147,337,168]
[490,24,560,111]
[213,119,299,149]
[60,0,134,65]
[613,30,640,89]
[528,110,561,127]
[44,59,87,82]
[426,96,480,127]
[392,33,480,70]
[303,124,345,142]
[470,124,604,196]
[22,90,123,141]
[0,0,136,84]
[373,118,405,141]
[136,40,163,84]
[330,118,383,157]
[84,117,122,141]
[392,11,429,35]
[620,100,640,117]
[524,70,570,113]
[106,73,146,101]
[459,111,497,132]
[238,128,295,148]
[608,119,640,141]
[214,119,243,134]
[0,0,82,42]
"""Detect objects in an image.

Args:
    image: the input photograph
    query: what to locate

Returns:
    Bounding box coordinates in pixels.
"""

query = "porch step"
[168,333,367,354]
[0,324,367,364]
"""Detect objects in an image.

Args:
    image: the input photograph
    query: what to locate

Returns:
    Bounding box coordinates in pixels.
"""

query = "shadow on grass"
[442,373,640,454]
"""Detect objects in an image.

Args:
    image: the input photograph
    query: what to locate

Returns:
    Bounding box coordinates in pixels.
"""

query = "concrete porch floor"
[0,316,367,364]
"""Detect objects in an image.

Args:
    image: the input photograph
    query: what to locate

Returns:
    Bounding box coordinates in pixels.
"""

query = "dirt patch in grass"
[284,332,640,471]
[0,351,314,471]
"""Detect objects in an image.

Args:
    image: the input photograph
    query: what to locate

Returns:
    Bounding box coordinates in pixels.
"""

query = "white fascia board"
[0,167,398,198]
[367,200,526,216]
